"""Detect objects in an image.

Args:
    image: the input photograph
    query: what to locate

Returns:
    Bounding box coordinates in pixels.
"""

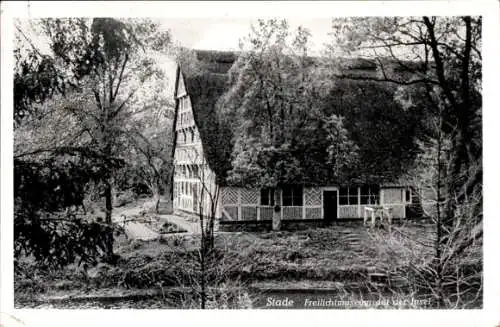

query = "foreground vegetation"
[14,222,482,309]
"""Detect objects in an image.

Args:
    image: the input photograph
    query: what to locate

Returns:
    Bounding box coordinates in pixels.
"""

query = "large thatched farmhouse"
[171,50,420,228]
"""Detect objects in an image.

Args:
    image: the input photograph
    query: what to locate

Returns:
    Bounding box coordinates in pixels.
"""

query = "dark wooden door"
[323,191,338,221]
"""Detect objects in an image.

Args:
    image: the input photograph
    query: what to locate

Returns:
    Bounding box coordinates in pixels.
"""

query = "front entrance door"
[323,191,338,221]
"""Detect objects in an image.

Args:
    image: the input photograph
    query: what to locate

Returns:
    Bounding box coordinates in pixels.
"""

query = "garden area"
[13,221,482,309]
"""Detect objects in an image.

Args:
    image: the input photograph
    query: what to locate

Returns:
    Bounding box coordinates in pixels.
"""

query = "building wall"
[173,72,219,219]
[219,185,411,221]
[380,187,408,218]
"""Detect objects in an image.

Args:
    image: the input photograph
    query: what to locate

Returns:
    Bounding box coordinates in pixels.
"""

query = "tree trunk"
[104,178,114,262]
[272,188,281,231]
[152,186,161,214]
[435,116,445,307]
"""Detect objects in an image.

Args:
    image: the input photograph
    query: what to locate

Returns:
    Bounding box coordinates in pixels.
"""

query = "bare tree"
[367,110,482,308]
[328,17,482,308]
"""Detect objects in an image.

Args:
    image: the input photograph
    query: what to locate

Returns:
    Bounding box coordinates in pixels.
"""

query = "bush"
[140,200,158,215]
[114,189,136,207]
[159,222,187,234]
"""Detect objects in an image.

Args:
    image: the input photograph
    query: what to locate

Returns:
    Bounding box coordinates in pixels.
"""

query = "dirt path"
[112,205,200,240]
[112,207,159,241]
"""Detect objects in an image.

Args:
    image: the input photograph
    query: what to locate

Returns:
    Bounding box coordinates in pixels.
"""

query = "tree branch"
[422,16,460,112]
[112,53,129,101]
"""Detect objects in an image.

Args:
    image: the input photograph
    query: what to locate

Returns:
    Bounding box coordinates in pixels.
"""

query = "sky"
[161,17,334,55]
[17,17,335,92]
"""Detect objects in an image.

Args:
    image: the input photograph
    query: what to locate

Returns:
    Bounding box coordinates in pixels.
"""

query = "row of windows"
[177,128,199,144]
[175,181,198,197]
[178,111,194,127]
[175,164,202,179]
[259,186,411,207]
[260,187,303,207]
[339,186,380,205]
[178,96,190,111]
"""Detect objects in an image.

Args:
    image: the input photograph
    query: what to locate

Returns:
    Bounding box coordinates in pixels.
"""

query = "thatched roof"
[175,50,237,183]
[175,49,421,186]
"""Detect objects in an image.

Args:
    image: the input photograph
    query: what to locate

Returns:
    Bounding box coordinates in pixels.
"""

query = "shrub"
[114,189,136,207]
[140,200,158,214]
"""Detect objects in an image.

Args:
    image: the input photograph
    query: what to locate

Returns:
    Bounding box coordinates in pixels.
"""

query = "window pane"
[349,195,358,205]
[261,188,275,206]
[360,195,368,205]
[369,194,379,205]
[283,187,292,198]
[339,187,348,197]
[339,196,348,205]
[293,187,303,206]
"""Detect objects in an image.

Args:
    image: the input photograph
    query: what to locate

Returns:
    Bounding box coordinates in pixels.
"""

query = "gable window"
[282,186,303,206]
[360,186,380,205]
[260,188,275,206]
[180,130,186,144]
[192,165,199,178]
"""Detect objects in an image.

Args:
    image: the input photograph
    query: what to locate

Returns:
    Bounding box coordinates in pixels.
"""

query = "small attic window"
[182,130,187,143]
[190,129,195,142]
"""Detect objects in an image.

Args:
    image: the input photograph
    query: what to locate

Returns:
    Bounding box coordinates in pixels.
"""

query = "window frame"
[339,187,358,205]
[360,186,380,205]
[190,129,195,142]
[260,188,275,206]
[282,186,303,207]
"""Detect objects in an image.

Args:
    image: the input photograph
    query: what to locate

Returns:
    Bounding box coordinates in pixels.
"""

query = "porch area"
[219,186,410,221]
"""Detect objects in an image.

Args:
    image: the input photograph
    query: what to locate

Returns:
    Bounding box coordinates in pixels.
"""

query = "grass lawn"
[15,221,469,309]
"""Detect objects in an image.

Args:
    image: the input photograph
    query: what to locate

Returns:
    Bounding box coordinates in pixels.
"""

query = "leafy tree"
[320,79,424,183]
[220,20,320,229]
[324,114,359,181]
[219,19,366,229]
[14,18,172,263]
[14,152,124,268]
[123,93,175,212]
